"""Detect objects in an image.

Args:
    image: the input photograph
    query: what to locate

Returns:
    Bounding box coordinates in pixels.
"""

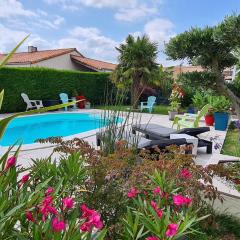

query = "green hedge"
[0,67,112,113]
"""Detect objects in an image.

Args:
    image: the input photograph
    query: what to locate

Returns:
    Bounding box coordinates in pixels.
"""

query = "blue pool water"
[0,113,105,146]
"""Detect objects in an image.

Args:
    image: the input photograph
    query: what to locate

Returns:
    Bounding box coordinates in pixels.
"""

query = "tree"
[112,35,159,108]
[165,14,240,117]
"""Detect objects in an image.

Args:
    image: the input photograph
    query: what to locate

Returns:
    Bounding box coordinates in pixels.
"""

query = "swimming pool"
[0,113,107,146]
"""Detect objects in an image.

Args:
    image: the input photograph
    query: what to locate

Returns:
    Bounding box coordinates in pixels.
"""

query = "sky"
[0,0,240,66]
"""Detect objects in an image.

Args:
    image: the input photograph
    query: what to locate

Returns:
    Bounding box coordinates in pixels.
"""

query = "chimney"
[28,46,37,53]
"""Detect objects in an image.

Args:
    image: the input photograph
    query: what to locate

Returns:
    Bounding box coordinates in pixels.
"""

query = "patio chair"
[21,93,43,111]
[132,123,212,154]
[173,104,211,130]
[59,93,72,111]
[140,96,156,113]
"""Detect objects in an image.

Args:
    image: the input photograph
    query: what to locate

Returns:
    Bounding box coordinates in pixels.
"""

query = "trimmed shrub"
[0,67,112,113]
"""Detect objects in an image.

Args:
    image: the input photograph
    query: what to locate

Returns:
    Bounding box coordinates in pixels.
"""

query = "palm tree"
[112,35,159,108]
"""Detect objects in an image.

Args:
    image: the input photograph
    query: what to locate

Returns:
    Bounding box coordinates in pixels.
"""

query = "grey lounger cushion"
[132,124,177,139]
[132,124,210,140]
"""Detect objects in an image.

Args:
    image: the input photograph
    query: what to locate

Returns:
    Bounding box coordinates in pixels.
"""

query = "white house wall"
[32,50,81,71]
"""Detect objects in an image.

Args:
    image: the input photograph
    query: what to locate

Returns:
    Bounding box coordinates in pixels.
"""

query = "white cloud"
[115,5,157,22]
[44,0,136,9]
[70,27,101,38]
[130,18,177,65]
[0,24,27,52]
[53,16,65,26]
[44,0,161,22]
[57,26,119,62]
[0,0,36,18]
[0,24,54,53]
[144,18,175,44]
[32,15,65,30]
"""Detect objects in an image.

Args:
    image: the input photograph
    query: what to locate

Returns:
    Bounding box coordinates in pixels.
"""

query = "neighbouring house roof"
[71,55,116,72]
[172,65,204,78]
[0,48,82,65]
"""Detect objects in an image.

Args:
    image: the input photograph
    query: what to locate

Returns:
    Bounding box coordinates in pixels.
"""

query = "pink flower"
[184,197,192,206]
[25,211,34,222]
[80,204,95,219]
[127,187,138,198]
[62,197,74,209]
[150,201,157,210]
[21,174,30,184]
[156,209,163,218]
[150,201,162,218]
[39,195,58,220]
[80,204,103,232]
[88,212,103,229]
[166,223,178,237]
[4,156,16,170]
[173,195,192,207]
[153,186,161,195]
[45,187,54,195]
[80,222,91,232]
[146,237,160,240]
[42,196,53,205]
[52,218,65,232]
[180,169,192,179]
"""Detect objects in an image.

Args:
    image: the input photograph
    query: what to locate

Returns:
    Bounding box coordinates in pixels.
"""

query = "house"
[171,65,235,81]
[0,46,116,72]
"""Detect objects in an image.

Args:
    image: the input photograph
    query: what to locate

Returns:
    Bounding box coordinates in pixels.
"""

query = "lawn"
[221,124,240,157]
[97,104,186,115]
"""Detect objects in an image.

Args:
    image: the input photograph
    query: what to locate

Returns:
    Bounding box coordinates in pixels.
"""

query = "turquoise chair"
[140,96,156,113]
[59,93,70,111]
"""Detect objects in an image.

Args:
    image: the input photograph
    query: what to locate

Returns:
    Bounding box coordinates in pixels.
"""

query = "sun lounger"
[96,129,193,154]
[132,124,212,154]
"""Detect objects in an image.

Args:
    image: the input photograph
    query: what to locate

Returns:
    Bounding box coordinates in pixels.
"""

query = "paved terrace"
[0,109,240,216]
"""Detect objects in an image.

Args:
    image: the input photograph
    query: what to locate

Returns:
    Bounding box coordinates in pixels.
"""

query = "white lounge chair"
[21,93,43,111]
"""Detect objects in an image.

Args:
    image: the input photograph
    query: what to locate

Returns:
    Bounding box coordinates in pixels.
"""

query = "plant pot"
[214,112,229,131]
[205,114,214,126]
[168,111,178,121]
[76,95,86,109]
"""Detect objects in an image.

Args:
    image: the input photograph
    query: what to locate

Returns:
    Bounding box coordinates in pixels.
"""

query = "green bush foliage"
[0,67,112,113]
[227,79,240,98]
[177,71,216,107]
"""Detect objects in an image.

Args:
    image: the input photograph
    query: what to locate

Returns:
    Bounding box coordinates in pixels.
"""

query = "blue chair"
[140,96,156,113]
[59,93,70,111]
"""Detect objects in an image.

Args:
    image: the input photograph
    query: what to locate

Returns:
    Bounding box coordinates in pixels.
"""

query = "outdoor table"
[42,100,61,108]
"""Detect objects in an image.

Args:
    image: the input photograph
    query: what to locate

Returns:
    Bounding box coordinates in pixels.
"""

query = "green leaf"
[0,35,30,68]
[0,90,4,110]
[94,228,107,240]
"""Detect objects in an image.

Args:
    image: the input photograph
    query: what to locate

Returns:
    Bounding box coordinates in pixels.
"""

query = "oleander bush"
[0,67,113,113]
[35,137,230,239]
[0,147,106,239]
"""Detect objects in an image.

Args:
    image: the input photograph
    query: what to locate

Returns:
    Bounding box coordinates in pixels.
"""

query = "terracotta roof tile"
[71,55,116,71]
[0,48,79,65]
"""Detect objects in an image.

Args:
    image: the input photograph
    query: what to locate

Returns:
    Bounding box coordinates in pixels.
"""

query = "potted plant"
[169,100,180,120]
[204,108,214,126]
[192,91,214,126]
[168,84,184,120]
[211,96,231,131]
